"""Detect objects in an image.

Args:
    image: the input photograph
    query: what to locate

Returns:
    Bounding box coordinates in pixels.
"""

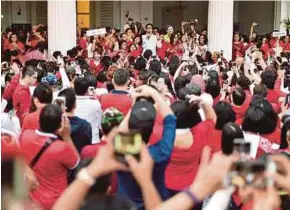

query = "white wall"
[153,1,208,30]
[119,1,153,31]
[236,1,275,34]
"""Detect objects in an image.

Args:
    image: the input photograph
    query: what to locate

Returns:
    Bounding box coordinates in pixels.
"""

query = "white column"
[274,0,290,31]
[48,1,76,56]
[207,0,234,61]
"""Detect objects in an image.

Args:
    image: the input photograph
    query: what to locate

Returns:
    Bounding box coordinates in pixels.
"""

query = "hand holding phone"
[53,97,66,112]
[114,131,142,165]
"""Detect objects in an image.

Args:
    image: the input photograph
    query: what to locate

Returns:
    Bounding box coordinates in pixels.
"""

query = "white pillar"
[274,0,290,31]
[207,0,234,61]
[48,1,77,56]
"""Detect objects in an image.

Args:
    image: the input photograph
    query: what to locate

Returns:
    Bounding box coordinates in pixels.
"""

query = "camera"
[114,131,142,165]
[53,97,66,110]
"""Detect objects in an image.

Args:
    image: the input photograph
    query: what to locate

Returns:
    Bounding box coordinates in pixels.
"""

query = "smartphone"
[53,97,66,110]
[232,62,236,67]
[221,50,224,58]
[88,86,95,96]
[114,131,142,165]
[233,138,251,160]
[222,80,228,91]
[217,58,223,66]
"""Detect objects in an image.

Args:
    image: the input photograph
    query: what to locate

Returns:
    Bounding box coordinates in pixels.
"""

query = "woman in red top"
[260,36,271,60]
[211,101,237,152]
[232,32,245,60]
[157,33,169,61]
[282,35,290,54]
[133,35,143,55]
[167,32,183,59]
[242,95,280,158]
[89,47,104,75]
[165,96,217,195]
[7,33,24,53]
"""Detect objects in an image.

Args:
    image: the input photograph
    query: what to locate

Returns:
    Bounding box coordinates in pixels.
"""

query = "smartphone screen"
[53,97,66,110]
[223,80,228,91]
[114,131,142,164]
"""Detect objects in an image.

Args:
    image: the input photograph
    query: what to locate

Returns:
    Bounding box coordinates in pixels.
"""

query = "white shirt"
[75,96,102,143]
[142,34,158,56]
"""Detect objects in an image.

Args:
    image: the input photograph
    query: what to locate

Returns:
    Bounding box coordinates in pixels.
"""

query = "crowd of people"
[2,16,290,210]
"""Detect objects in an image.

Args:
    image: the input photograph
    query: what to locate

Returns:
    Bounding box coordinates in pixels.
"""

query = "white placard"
[272,31,287,37]
[86,28,107,37]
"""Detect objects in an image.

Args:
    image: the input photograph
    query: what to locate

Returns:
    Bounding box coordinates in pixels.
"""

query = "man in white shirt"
[74,76,102,143]
[142,23,158,56]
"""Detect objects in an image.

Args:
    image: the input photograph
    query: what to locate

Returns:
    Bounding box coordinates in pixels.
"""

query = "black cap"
[129,100,156,143]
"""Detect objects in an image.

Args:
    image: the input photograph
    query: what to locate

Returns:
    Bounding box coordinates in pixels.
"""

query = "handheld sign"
[272,31,287,37]
[86,28,106,37]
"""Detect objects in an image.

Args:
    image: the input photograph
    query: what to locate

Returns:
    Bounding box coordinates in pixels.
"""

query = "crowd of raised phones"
[1,19,290,210]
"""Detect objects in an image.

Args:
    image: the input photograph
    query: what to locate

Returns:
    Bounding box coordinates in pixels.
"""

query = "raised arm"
[173,62,187,81]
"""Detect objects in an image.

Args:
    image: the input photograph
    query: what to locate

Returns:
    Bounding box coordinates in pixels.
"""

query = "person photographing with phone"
[117,85,176,209]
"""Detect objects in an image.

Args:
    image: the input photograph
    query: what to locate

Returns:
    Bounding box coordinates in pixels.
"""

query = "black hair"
[80,29,86,37]
[280,115,290,149]
[74,77,90,96]
[4,73,14,84]
[25,59,39,68]
[96,70,108,83]
[39,104,62,134]
[214,101,236,130]
[159,72,175,95]
[174,76,189,97]
[145,23,154,29]
[170,32,179,45]
[21,65,37,79]
[113,68,129,86]
[261,70,276,89]
[148,59,162,75]
[171,100,201,129]
[237,75,251,91]
[52,51,62,60]
[168,55,180,76]
[85,73,97,88]
[205,78,221,99]
[222,122,244,155]
[143,49,153,60]
[232,87,246,106]
[253,84,268,98]
[58,88,76,113]
[134,56,147,71]
[101,56,112,71]
[242,95,277,134]
[198,34,208,45]
[33,83,53,104]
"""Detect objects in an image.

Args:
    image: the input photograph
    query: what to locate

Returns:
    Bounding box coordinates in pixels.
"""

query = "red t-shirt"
[165,120,215,190]
[20,130,79,210]
[80,141,118,195]
[213,94,222,107]
[266,89,286,104]
[232,103,248,122]
[260,43,270,60]
[79,38,87,50]
[22,109,42,132]
[283,42,290,51]
[89,59,103,75]
[13,84,31,125]
[99,92,132,116]
[157,41,170,60]
[207,129,222,153]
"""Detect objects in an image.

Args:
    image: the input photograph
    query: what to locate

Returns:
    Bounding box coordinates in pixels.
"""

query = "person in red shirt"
[167,32,183,59]
[22,83,53,132]
[20,104,80,210]
[89,47,104,75]
[3,62,21,104]
[212,101,236,152]
[133,35,143,55]
[205,77,221,107]
[261,70,286,104]
[232,32,245,60]
[282,35,290,53]
[99,68,132,116]
[157,33,170,61]
[165,96,216,195]
[13,65,38,125]
[7,33,24,54]
[78,30,88,50]
[242,95,280,158]
[260,36,271,60]
[231,87,248,125]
